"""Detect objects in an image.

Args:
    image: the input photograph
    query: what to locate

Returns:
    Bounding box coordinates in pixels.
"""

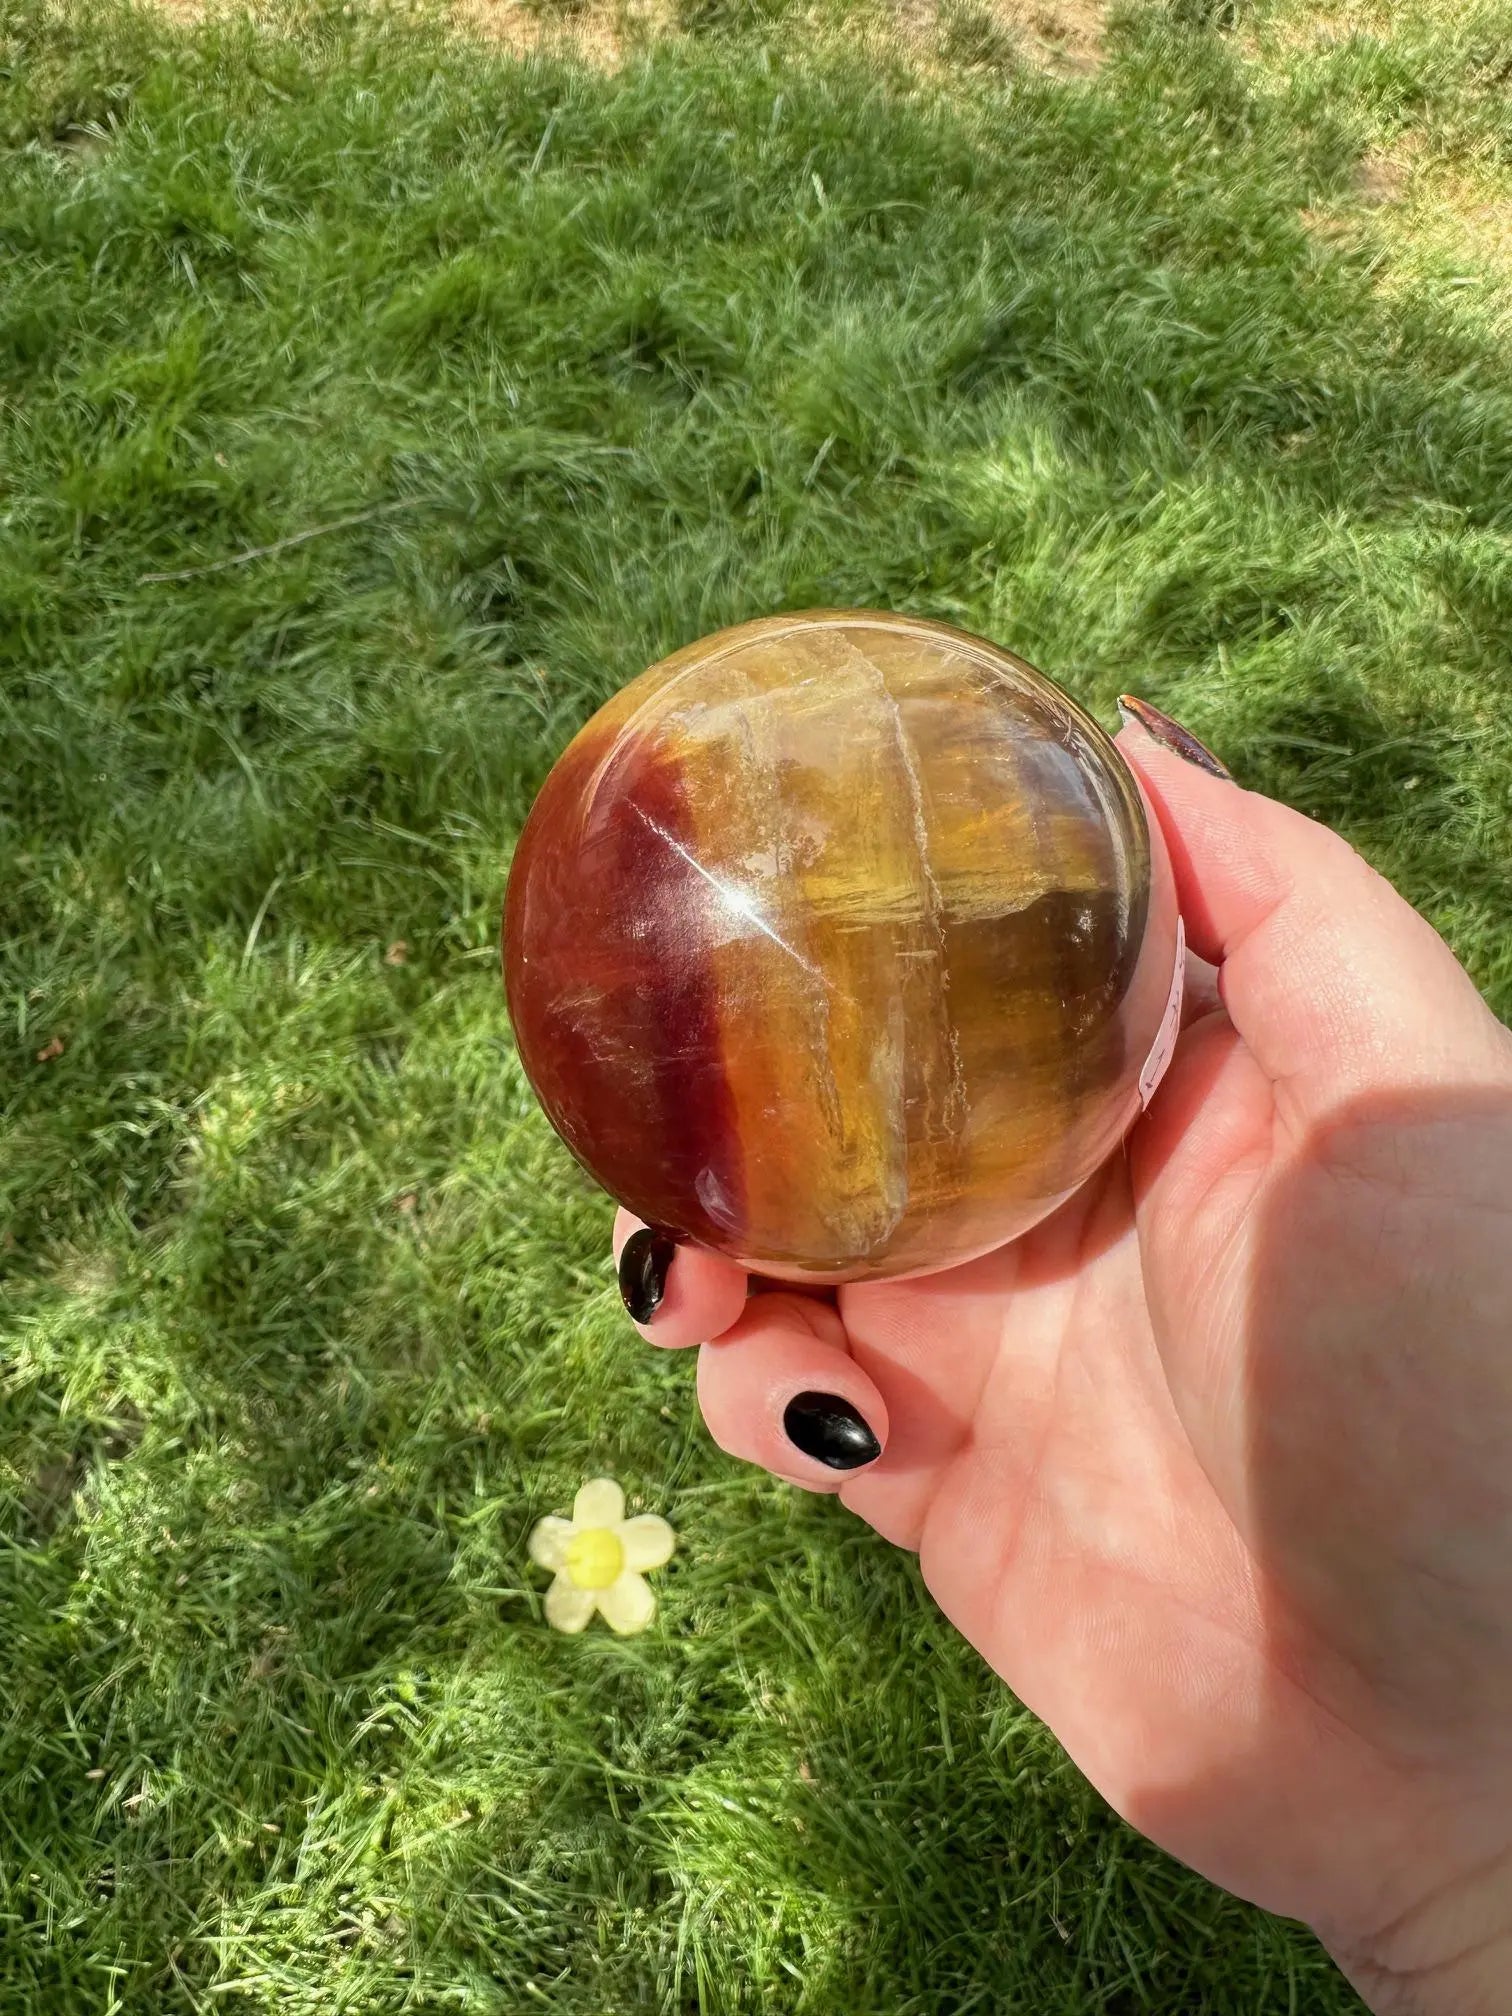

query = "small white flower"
[528,1477,675,1636]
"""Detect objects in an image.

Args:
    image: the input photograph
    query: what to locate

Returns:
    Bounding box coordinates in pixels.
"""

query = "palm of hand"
[624,732,1512,1992]
[825,1002,1512,1948]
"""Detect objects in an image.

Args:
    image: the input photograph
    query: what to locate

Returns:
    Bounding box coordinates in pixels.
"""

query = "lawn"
[3,0,1512,2007]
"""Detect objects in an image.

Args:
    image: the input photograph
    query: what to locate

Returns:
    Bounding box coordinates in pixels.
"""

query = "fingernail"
[782,1391,881,1470]
[1117,695,1233,781]
[618,1226,679,1324]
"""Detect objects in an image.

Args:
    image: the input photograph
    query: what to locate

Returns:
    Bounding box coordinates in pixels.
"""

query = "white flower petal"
[573,1477,624,1528]
[596,1569,656,1636]
[617,1514,675,1572]
[543,1574,597,1634]
[528,1517,574,1571]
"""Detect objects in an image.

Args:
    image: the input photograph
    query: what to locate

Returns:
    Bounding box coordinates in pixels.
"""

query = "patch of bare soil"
[451,0,671,67]
[981,0,1106,71]
[126,0,1105,73]
[1301,138,1512,336]
[1300,148,1414,242]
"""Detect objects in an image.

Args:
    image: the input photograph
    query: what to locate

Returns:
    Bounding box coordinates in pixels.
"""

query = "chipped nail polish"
[1117,695,1233,781]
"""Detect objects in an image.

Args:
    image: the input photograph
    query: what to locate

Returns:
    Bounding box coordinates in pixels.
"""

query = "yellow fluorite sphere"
[504,611,1181,1283]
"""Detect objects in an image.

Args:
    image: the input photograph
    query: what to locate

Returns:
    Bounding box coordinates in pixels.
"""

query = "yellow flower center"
[565,1527,625,1591]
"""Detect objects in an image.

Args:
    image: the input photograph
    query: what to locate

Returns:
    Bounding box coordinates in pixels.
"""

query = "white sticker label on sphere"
[1139,917,1186,1109]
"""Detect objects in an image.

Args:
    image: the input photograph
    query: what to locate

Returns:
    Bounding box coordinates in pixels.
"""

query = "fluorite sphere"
[504,611,1180,1284]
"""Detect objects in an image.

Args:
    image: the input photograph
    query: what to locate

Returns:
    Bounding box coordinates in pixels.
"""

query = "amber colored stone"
[503,611,1180,1284]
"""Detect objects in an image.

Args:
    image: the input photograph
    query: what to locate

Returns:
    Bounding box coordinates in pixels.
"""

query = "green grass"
[3,0,1512,2006]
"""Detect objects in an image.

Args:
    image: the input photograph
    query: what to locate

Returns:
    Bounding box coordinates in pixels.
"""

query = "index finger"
[1118,724,1512,1106]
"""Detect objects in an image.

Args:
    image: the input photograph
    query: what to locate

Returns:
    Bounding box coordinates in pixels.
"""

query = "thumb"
[1116,705,1511,1108]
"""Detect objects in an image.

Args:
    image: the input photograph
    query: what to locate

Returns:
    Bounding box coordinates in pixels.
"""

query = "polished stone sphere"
[503,611,1181,1284]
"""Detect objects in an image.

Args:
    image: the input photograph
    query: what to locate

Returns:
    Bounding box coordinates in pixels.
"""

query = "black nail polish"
[1117,694,1233,781]
[782,1391,881,1471]
[618,1226,679,1324]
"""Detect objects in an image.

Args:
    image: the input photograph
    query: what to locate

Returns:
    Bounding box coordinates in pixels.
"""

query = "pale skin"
[612,722,1512,2014]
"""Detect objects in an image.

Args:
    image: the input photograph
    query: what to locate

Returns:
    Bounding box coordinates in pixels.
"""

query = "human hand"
[612,710,1512,2014]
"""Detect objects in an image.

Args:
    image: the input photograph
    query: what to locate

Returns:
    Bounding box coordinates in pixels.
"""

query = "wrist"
[1322,1848,1512,2016]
